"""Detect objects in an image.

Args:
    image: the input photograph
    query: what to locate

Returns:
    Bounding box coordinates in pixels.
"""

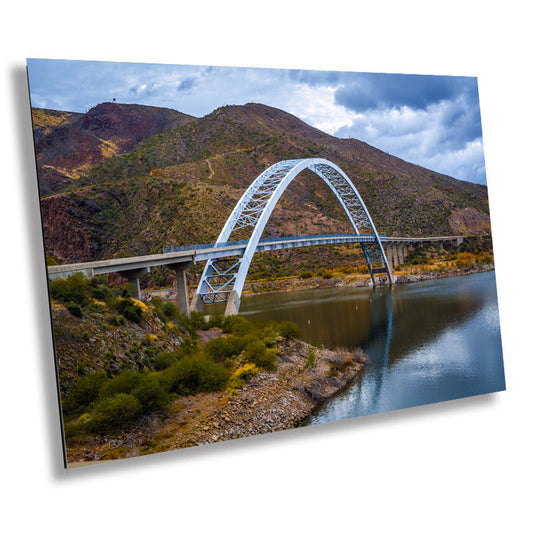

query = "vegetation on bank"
[239,236,494,293]
[51,274,302,445]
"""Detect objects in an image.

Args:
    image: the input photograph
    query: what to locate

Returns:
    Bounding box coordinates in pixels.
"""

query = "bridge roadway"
[47,233,465,314]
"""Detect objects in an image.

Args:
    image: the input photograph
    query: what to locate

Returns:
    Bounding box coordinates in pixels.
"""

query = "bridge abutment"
[225,290,241,316]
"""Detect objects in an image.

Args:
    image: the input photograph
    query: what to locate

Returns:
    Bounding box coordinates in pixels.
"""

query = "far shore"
[144,263,495,304]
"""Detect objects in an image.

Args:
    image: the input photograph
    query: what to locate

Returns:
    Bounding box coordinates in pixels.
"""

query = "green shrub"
[261,326,279,347]
[223,315,253,336]
[162,357,228,395]
[66,302,83,318]
[108,314,125,326]
[115,298,143,323]
[153,351,179,371]
[243,340,276,369]
[49,272,90,306]
[299,270,313,279]
[305,347,317,369]
[278,321,301,340]
[99,369,144,399]
[87,393,142,434]
[64,371,108,414]
[91,284,110,300]
[228,363,259,389]
[162,302,178,319]
[204,336,241,362]
[188,311,207,330]
[206,312,225,329]
[132,377,169,414]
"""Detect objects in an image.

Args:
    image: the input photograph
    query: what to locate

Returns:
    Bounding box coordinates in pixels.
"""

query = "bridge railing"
[162,233,388,254]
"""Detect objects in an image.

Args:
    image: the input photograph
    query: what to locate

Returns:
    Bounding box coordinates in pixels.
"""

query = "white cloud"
[335,99,486,183]
[284,84,361,134]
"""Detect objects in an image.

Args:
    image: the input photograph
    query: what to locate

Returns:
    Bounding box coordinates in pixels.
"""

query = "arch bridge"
[48,158,469,317]
[191,158,391,315]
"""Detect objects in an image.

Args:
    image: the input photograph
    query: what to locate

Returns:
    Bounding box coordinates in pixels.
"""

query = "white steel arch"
[191,158,391,315]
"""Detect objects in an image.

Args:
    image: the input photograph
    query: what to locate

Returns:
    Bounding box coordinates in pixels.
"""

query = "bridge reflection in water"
[229,272,504,423]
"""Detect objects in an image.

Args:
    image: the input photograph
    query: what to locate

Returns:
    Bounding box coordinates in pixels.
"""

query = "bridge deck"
[47,233,470,279]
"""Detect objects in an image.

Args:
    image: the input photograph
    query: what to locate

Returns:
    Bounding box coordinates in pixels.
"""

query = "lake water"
[236,270,506,424]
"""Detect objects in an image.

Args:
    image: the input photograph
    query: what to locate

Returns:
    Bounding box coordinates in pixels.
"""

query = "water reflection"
[231,271,505,424]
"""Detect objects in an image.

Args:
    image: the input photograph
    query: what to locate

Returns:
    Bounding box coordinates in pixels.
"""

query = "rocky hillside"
[32,103,195,194]
[33,102,492,273]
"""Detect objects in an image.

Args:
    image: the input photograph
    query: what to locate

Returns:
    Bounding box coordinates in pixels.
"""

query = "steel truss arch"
[192,158,391,314]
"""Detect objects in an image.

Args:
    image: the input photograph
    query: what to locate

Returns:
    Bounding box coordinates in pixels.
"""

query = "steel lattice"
[195,158,391,304]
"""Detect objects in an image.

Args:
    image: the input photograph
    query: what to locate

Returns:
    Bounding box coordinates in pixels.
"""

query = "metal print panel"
[26,59,505,467]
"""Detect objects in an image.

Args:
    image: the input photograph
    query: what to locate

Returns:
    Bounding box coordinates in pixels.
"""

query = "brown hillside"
[35,102,491,272]
[33,103,195,194]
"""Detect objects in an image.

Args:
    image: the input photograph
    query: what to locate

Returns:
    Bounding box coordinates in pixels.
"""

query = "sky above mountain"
[27,59,486,184]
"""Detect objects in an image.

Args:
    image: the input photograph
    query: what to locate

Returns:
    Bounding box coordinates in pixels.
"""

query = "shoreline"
[66,340,367,465]
[240,263,495,298]
[146,264,495,303]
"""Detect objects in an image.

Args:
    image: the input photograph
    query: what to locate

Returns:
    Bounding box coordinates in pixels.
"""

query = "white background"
[1,2,531,531]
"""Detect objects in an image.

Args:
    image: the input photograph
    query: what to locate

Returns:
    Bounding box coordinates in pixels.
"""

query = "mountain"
[32,103,195,195]
[33,102,492,274]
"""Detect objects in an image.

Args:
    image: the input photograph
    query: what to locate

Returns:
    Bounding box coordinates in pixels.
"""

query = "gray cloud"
[26,60,487,184]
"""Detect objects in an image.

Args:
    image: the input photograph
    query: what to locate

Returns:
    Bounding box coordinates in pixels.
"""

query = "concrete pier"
[169,261,193,315]
[225,290,240,317]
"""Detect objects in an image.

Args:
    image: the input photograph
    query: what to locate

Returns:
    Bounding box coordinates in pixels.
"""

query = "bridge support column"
[398,245,404,265]
[392,245,399,268]
[454,236,464,247]
[169,262,193,316]
[225,290,241,317]
[385,245,393,271]
[117,267,150,299]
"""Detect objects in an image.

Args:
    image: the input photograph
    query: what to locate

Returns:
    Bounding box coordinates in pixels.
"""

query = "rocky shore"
[242,263,495,296]
[67,340,367,465]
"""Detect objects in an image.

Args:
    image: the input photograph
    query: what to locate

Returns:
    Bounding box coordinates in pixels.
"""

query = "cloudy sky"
[27,59,486,184]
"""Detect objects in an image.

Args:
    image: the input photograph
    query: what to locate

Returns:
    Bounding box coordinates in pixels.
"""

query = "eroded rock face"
[449,207,491,235]
[40,194,104,263]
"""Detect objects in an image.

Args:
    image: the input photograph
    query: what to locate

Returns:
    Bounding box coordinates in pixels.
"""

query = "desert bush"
[162,302,178,319]
[223,315,253,336]
[63,371,108,414]
[91,286,110,301]
[98,369,144,399]
[228,363,259,389]
[278,321,301,340]
[243,339,276,369]
[321,269,333,279]
[66,302,83,318]
[305,347,317,369]
[108,314,125,326]
[188,311,207,330]
[456,252,476,268]
[152,351,178,371]
[162,357,228,395]
[132,377,169,413]
[115,298,143,323]
[261,326,279,347]
[206,312,225,329]
[204,337,237,362]
[49,272,90,306]
[87,393,142,434]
